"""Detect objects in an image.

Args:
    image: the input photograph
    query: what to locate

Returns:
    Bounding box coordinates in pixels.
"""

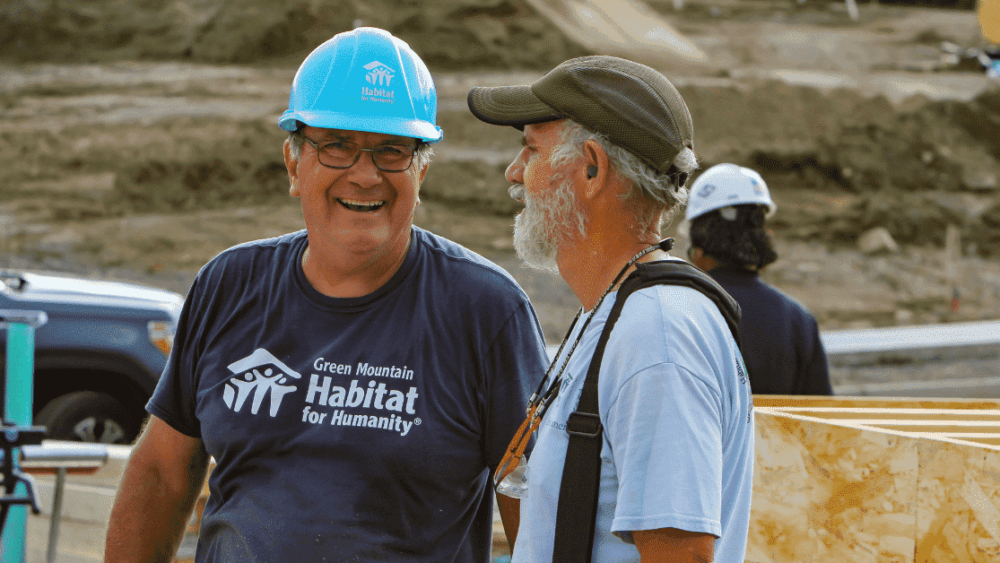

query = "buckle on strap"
[565,412,603,438]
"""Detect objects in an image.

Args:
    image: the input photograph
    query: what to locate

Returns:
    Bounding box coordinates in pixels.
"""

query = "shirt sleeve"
[146,270,209,438]
[481,299,549,473]
[604,363,724,538]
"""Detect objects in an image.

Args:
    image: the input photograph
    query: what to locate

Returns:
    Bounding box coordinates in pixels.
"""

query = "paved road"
[824,321,1000,398]
[831,356,1000,398]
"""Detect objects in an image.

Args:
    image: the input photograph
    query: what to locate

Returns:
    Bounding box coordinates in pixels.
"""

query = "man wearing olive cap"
[468,56,754,562]
[105,27,547,563]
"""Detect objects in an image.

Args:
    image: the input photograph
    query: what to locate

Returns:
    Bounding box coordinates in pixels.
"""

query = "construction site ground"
[2,0,1000,393]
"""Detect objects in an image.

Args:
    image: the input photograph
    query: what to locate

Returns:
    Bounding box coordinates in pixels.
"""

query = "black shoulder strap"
[552,261,741,562]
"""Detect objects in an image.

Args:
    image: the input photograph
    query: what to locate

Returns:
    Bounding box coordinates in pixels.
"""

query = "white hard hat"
[684,163,776,222]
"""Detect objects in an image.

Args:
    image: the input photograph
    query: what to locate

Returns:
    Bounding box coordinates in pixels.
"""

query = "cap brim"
[467,86,562,129]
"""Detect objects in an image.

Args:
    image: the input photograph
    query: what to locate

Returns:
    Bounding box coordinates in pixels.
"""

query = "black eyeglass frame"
[297,133,420,173]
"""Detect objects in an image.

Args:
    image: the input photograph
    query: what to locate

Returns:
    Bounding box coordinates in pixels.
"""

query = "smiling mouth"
[338,198,386,212]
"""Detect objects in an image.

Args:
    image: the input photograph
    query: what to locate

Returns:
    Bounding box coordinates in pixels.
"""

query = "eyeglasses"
[299,134,418,172]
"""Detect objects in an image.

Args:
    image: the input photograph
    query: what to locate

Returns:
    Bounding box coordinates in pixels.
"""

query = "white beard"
[509,180,584,272]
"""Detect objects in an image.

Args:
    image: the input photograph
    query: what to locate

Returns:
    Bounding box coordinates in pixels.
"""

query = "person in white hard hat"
[104,28,548,563]
[685,163,832,396]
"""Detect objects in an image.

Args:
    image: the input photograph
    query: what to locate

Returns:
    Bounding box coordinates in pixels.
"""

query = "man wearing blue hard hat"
[105,27,548,562]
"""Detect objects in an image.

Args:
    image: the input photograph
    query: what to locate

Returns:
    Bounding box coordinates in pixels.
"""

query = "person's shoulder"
[622,268,738,351]
[608,281,736,389]
[762,280,819,322]
[637,282,723,326]
[632,259,724,314]
[413,227,527,298]
[198,231,305,281]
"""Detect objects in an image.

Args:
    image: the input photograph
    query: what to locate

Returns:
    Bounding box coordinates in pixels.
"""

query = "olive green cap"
[467,55,694,174]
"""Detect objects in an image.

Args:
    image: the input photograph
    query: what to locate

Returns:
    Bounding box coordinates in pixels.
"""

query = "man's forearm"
[633,528,715,563]
[105,455,207,562]
[105,471,199,561]
[105,418,210,563]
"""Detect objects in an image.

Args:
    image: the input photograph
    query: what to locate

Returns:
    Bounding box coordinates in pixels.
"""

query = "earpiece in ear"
[587,165,598,179]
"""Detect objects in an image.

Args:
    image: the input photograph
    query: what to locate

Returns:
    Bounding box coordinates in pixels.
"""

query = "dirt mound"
[672,80,1000,255]
[14,79,980,261]
[3,67,997,257]
[1,1,998,333]
[0,0,587,69]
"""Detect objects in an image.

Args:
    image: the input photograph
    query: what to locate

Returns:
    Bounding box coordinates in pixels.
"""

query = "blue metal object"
[0,310,47,563]
[279,27,443,143]
[821,319,1000,358]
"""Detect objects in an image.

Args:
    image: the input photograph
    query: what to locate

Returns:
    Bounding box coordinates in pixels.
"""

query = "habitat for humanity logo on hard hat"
[361,60,395,103]
[223,349,301,417]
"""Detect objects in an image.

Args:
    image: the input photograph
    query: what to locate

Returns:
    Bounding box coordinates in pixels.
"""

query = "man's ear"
[581,139,611,200]
[411,161,429,205]
[283,139,300,198]
[417,161,429,185]
[688,247,716,271]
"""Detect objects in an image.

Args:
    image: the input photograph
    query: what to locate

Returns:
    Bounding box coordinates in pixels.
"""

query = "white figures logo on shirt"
[223,349,303,417]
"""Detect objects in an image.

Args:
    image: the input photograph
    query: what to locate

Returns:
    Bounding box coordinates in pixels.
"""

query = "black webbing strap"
[552,261,741,562]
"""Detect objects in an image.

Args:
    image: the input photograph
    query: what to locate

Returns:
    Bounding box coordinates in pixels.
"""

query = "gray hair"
[287,131,434,183]
[551,120,697,232]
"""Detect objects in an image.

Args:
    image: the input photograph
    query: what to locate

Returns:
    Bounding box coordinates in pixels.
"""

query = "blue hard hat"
[278,27,443,144]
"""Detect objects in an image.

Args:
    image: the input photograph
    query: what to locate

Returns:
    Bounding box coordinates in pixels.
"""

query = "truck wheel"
[36,391,140,444]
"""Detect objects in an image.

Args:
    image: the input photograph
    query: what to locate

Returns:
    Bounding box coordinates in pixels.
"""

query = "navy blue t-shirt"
[148,227,548,562]
[707,266,832,395]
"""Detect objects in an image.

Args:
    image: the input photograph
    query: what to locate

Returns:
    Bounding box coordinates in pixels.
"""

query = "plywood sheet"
[749,410,1000,562]
[764,408,1000,422]
[755,395,1000,410]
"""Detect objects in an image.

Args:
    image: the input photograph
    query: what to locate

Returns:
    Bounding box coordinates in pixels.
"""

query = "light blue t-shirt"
[512,278,755,563]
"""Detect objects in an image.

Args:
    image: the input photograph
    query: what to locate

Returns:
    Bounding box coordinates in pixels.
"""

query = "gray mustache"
[509,184,525,200]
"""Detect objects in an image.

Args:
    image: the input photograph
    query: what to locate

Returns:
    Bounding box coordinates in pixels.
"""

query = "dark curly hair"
[689,204,778,270]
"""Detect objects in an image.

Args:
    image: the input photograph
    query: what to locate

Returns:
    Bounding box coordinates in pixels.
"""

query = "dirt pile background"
[1,0,999,344]
[0,0,588,68]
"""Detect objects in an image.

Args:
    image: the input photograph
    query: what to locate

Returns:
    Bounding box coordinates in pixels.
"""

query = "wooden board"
[750,406,1000,562]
